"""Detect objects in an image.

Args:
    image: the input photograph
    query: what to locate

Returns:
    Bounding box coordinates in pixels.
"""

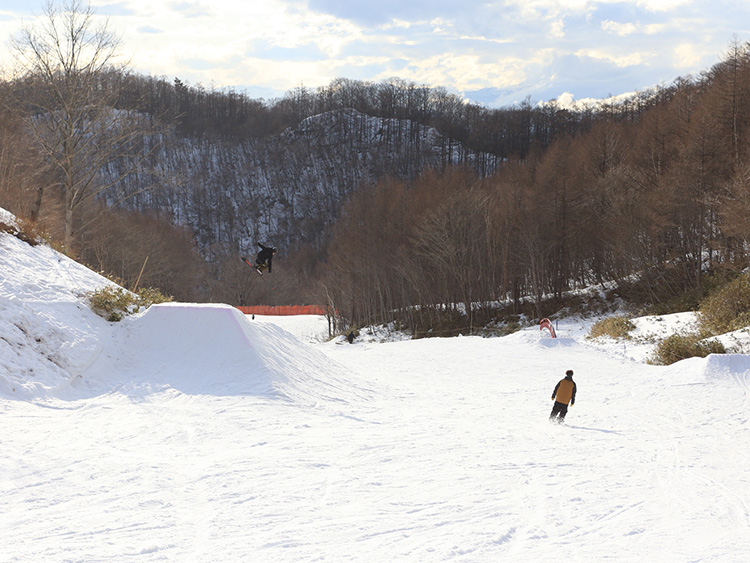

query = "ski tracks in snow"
[3,326,750,561]
[324,334,750,561]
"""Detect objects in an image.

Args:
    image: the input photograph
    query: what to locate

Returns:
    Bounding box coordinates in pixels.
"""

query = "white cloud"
[672,42,703,68]
[113,0,365,85]
[550,19,566,38]
[636,0,692,12]
[385,52,542,92]
[381,19,415,30]
[576,47,649,67]
[506,0,687,12]
[601,19,638,36]
[456,34,514,45]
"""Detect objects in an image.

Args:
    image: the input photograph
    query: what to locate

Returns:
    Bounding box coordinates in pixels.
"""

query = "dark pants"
[549,401,569,422]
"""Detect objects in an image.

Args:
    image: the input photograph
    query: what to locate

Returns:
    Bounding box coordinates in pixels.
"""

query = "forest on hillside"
[324,41,750,332]
[1,1,750,335]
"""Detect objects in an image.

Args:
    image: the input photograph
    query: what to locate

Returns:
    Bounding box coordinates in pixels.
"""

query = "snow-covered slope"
[0,227,114,398]
[0,216,365,405]
[2,207,750,562]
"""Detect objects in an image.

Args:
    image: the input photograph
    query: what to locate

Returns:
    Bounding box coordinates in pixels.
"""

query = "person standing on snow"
[550,369,577,423]
[255,243,277,273]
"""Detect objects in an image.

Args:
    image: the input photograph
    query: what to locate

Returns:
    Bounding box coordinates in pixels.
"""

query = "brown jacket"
[552,377,576,405]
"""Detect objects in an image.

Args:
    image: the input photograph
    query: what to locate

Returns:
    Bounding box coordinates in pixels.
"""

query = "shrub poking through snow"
[649,332,726,365]
[88,285,172,322]
[135,287,173,309]
[588,315,636,339]
[699,271,750,335]
[88,286,135,321]
[0,220,40,246]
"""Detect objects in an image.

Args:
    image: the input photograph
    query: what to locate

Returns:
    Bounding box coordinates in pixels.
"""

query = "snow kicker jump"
[78,303,370,403]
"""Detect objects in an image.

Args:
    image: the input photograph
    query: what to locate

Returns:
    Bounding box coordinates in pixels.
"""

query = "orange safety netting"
[236,305,330,316]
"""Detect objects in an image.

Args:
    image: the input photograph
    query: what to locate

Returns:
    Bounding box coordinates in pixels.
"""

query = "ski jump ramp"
[78,303,370,403]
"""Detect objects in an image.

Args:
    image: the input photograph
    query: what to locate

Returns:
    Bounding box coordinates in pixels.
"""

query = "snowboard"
[241,256,263,274]
[241,256,274,288]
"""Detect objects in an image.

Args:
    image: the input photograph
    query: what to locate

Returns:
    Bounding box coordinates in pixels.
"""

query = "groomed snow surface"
[2,218,750,562]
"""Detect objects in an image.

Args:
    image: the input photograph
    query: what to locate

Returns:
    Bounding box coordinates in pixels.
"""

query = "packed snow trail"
[330,334,750,561]
[4,331,750,561]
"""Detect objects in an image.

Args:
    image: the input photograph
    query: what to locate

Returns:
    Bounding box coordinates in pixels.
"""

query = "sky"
[0,0,749,107]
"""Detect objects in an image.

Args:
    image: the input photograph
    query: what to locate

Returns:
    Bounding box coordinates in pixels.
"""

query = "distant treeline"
[118,73,653,160]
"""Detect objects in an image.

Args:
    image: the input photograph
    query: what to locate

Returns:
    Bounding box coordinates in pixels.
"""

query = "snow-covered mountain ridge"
[104,108,500,253]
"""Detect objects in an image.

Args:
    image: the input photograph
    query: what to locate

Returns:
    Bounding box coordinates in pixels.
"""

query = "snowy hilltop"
[2,207,750,562]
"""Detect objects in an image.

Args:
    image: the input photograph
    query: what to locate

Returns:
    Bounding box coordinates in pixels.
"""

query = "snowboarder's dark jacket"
[552,374,576,405]
[256,243,276,272]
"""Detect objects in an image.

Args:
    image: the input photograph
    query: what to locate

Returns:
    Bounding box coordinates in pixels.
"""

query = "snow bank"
[715,326,750,353]
[501,327,579,349]
[703,353,750,386]
[0,296,111,399]
[662,352,750,388]
[631,312,699,340]
[0,206,16,225]
[1,230,115,399]
[72,302,370,403]
[537,336,577,347]
[0,231,113,301]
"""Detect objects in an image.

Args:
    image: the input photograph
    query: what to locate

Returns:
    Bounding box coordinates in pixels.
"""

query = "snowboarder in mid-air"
[550,369,577,423]
[255,243,277,273]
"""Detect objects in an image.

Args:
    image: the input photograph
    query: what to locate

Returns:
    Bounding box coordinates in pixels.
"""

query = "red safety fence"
[236,305,330,316]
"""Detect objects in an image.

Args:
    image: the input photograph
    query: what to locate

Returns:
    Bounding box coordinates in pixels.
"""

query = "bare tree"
[0,105,50,222]
[11,0,167,252]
